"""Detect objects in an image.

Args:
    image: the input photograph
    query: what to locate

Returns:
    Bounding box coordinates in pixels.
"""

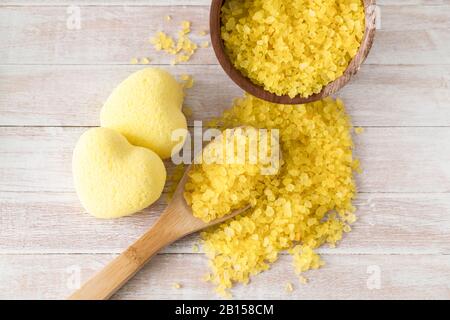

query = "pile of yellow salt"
[184,127,279,222]
[185,94,359,297]
[221,0,365,98]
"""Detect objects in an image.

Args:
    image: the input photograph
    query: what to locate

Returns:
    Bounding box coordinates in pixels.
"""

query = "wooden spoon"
[68,164,249,300]
[210,0,377,105]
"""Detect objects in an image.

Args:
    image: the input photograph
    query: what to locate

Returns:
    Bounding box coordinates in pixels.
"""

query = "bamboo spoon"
[68,164,250,300]
[210,0,377,105]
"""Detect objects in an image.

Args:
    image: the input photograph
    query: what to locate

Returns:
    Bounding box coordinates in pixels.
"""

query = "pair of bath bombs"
[73,68,187,219]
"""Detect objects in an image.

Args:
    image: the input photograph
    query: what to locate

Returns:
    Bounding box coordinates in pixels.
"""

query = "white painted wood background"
[0,0,449,300]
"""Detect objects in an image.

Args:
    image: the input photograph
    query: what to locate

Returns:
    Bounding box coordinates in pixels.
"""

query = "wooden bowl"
[210,0,377,105]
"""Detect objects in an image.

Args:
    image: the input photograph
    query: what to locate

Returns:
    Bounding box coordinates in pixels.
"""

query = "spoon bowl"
[210,0,377,105]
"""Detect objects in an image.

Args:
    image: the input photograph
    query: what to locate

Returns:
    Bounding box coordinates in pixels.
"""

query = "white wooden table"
[0,0,449,300]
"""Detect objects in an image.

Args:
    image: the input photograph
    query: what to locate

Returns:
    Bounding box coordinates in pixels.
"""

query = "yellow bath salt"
[151,32,176,53]
[285,282,294,293]
[184,94,359,297]
[292,245,325,274]
[355,127,364,134]
[165,15,172,22]
[221,0,365,98]
[180,74,191,81]
[172,282,182,289]
[180,74,194,89]
[202,273,212,282]
[151,21,198,64]
[200,41,209,48]
[184,127,280,222]
[343,224,352,233]
[199,30,208,36]
[181,21,191,33]
[130,57,138,64]
[298,275,308,285]
[140,57,151,64]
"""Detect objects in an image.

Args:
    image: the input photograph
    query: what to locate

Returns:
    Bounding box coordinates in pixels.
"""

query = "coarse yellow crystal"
[182,94,358,297]
[172,282,182,289]
[285,282,294,293]
[180,74,194,89]
[140,57,151,64]
[185,126,279,222]
[299,275,308,284]
[355,127,364,134]
[151,21,198,63]
[221,0,365,98]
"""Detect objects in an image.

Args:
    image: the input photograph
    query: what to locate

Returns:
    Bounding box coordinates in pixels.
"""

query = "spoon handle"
[68,210,182,300]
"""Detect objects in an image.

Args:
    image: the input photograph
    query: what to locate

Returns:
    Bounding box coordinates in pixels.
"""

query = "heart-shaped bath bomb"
[100,68,187,159]
[73,127,166,219]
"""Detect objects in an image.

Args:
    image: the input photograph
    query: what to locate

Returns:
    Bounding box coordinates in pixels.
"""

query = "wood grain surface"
[0,1,449,299]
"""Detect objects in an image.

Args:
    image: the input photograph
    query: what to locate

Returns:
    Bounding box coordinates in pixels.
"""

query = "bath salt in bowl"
[210,0,377,104]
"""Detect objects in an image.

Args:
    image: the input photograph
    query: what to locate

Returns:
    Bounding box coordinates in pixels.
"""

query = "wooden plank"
[1,5,450,65]
[0,253,448,299]
[0,6,212,65]
[0,191,449,254]
[1,127,449,193]
[1,1,212,5]
[1,64,449,127]
[3,1,450,7]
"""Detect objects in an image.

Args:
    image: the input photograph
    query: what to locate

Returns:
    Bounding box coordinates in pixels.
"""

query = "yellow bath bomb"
[100,68,187,159]
[72,127,166,219]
